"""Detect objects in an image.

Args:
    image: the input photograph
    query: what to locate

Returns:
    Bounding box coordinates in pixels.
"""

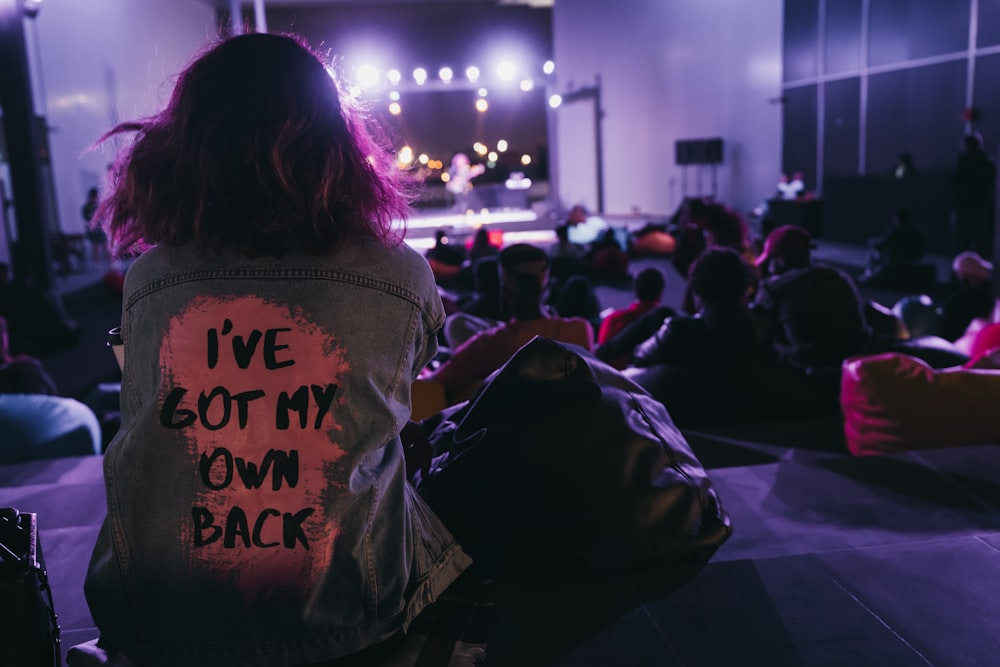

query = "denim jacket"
[84,240,471,666]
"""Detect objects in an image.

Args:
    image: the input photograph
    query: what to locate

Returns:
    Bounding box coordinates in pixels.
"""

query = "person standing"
[950,132,997,256]
[81,187,110,265]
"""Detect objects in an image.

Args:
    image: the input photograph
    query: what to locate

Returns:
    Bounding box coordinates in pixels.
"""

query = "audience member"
[550,274,602,331]
[564,204,609,245]
[0,262,81,355]
[596,267,672,369]
[894,250,994,342]
[633,248,769,369]
[443,256,505,349]
[680,203,758,314]
[950,132,996,256]
[859,209,931,289]
[80,32,470,666]
[425,229,467,284]
[82,186,110,265]
[585,228,631,282]
[548,223,587,280]
[754,225,872,371]
[0,315,58,395]
[468,227,500,263]
[432,243,594,402]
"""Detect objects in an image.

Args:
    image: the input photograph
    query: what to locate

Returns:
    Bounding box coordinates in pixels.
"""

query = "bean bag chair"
[841,352,1000,456]
[0,394,102,463]
[416,337,732,583]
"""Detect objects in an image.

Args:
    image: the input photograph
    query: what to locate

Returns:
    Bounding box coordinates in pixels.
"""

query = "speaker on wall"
[674,138,724,165]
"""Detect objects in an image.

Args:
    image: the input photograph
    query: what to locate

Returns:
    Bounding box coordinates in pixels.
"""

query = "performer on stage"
[446,152,485,213]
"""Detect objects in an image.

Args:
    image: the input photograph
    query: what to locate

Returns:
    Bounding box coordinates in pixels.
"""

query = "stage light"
[477,87,488,98]
[519,79,535,92]
[418,153,429,165]
[389,90,400,101]
[388,102,402,115]
[473,142,488,156]
[496,139,509,152]
[413,68,427,85]
[475,98,489,112]
[387,69,402,86]
[543,60,555,75]
[520,154,532,166]
[398,146,414,165]
[465,66,480,83]
[439,67,453,84]
[548,94,563,109]
[488,151,499,162]
[497,60,516,81]
[356,64,380,89]
[440,172,451,183]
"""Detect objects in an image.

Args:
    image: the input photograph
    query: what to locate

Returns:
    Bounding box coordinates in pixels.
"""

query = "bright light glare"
[488,151,499,162]
[356,64,380,89]
[543,60,555,75]
[473,142,488,156]
[418,153,429,165]
[413,68,427,85]
[475,98,489,112]
[521,154,532,166]
[398,146,414,165]
[387,69,402,86]
[388,102,402,115]
[348,84,363,99]
[548,94,563,108]
[496,139,508,152]
[465,66,480,83]
[389,90,400,101]
[497,61,516,81]
[477,87,488,98]
[439,67,453,83]
[519,79,534,92]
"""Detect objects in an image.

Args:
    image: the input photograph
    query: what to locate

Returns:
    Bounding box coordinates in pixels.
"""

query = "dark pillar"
[0,0,56,289]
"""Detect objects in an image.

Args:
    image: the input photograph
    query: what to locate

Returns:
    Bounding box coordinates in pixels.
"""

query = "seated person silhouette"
[632,247,770,369]
[754,225,872,371]
[0,315,58,395]
[431,243,594,403]
[596,267,675,370]
[860,209,932,289]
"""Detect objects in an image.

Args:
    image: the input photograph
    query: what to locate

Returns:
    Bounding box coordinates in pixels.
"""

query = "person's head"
[690,247,753,309]
[554,275,600,319]
[94,32,409,258]
[499,243,550,319]
[434,229,449,245]
[566,205,588,225]
[756,225,813,276]
[633,267,665,302]
[952,250,993,286]
[703,203,750,251]
[472,228,491,250]
[86,187,99,201]
[554,223,570,243]
[963,132,984,153]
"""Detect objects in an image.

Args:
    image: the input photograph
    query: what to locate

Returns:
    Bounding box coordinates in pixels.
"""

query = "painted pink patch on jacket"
[160,295,350,600]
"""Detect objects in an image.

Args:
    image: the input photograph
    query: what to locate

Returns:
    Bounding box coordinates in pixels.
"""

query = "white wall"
[29,0,215,242]
[552,0,783,217]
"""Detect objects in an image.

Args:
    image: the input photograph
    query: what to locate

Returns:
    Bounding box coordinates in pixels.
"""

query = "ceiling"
[200,0,552,8]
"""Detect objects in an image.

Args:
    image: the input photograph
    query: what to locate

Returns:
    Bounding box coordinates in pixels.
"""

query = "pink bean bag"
[841,352,1000,456]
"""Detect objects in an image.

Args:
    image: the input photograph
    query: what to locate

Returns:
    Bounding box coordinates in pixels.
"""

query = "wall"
[551,0,784,218]
[27,0,214,249]
[782,0,1000,248]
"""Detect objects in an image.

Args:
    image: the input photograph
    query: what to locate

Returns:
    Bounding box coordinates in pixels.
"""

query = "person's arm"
[594,306,675,363]
[632,318,683,367]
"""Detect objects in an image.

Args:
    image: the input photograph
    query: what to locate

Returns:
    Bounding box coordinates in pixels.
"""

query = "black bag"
[415,337,732,583]
[0,508,62,667]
